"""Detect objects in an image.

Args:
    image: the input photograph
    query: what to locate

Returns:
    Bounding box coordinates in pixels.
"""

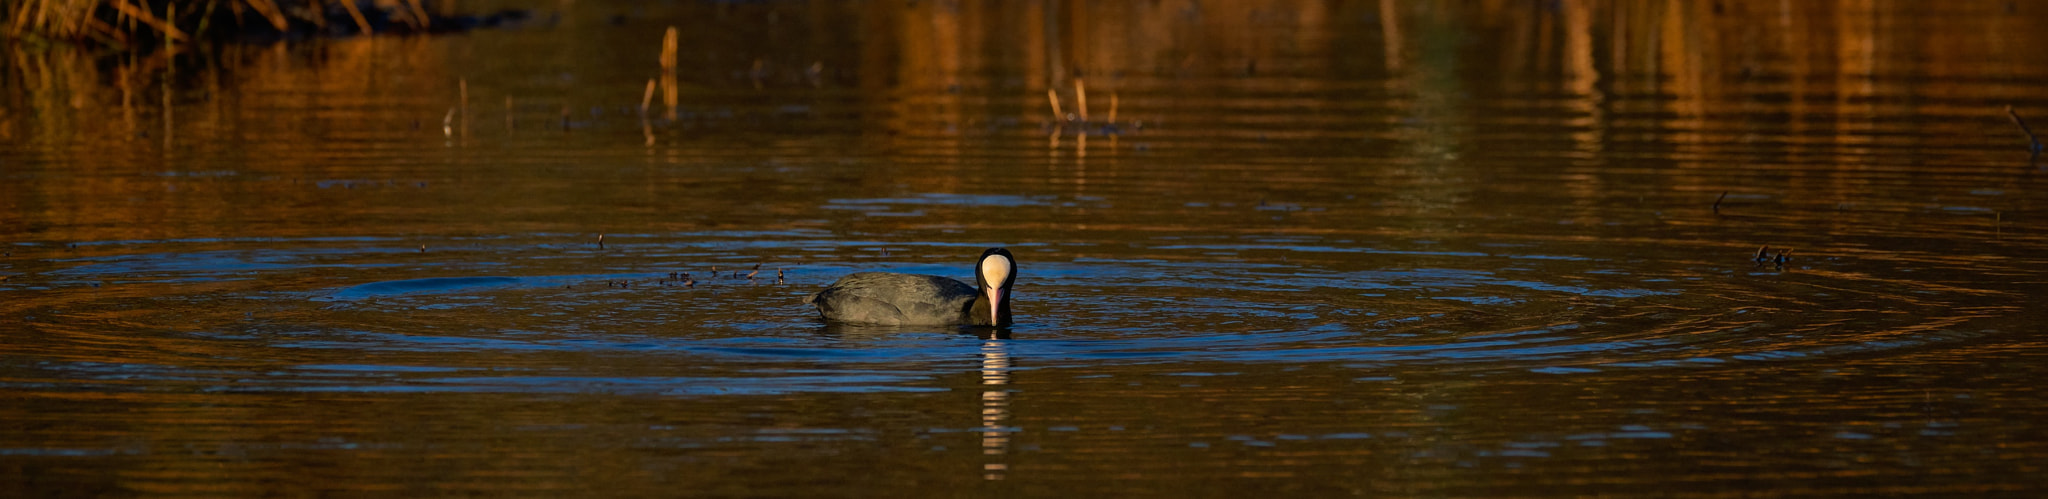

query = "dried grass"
[3,0,438,45]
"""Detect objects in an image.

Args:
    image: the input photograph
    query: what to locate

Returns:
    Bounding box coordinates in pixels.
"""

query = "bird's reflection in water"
[812,323,1013,479]
[979,336,1012,480]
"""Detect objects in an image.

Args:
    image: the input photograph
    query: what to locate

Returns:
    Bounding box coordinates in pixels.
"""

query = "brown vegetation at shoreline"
[4,0,501,47]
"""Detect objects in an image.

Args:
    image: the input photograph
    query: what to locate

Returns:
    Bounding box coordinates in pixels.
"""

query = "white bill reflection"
[979,339,1011,480]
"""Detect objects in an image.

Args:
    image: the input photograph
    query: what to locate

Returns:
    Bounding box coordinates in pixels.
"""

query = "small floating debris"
[1713,191,1728,214]
[1754,245,1793,268]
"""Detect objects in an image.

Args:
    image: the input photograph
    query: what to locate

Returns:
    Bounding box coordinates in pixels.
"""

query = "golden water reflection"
[5,1,2046,243]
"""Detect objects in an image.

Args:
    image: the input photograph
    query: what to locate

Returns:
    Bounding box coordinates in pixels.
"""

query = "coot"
[804,248,1015,326]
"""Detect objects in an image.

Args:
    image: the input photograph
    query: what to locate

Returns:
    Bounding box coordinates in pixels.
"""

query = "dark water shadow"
[817,322,1012,341]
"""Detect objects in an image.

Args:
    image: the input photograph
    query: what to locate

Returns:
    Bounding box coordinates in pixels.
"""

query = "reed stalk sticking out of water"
[1074,78,1088,122]
[640,78,657,115]
[1047,89,1064,121]
[1108,93,1118,124]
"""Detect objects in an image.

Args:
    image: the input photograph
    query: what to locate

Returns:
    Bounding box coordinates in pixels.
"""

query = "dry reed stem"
[336,0,373,33]
[195,0,218,38]
[1108,93,1118,124]
[660,27,679,70]
[242,0,290,30]
[640,78,657,114]
[661,27,678,120]
[403,0,430,29]
[305,0,324,28]
[458,78,469,138]
[642,115,655,146]
[85,17,125,45]
[1046,89,1063,120]
[7,1,33,38]
[109,0,187,41]
[1074,78,1087,121]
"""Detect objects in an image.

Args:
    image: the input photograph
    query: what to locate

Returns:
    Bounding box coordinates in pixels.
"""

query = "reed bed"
[5,0,461,47]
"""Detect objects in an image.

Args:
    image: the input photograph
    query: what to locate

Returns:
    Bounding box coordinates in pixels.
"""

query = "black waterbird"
[804,248,1015,327]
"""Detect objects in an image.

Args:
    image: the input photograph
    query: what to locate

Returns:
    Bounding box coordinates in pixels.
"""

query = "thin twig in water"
[1713,191,1727,214]
[2008,106,2043,160]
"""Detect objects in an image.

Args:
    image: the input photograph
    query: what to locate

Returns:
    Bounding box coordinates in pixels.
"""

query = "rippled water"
[7,0,2048,495]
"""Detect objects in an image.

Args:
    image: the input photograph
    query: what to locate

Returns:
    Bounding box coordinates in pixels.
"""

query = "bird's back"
[805,272,978,326]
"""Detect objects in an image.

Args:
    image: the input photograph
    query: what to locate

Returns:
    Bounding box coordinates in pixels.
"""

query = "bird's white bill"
[985,287,1003,324]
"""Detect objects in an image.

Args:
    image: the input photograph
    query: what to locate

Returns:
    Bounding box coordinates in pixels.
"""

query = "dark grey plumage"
[804,248,1015,327]
[804,272,980,326]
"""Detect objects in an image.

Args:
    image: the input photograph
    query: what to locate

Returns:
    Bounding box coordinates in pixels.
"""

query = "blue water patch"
[324,277,523,301]
[827,193,1057,208]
